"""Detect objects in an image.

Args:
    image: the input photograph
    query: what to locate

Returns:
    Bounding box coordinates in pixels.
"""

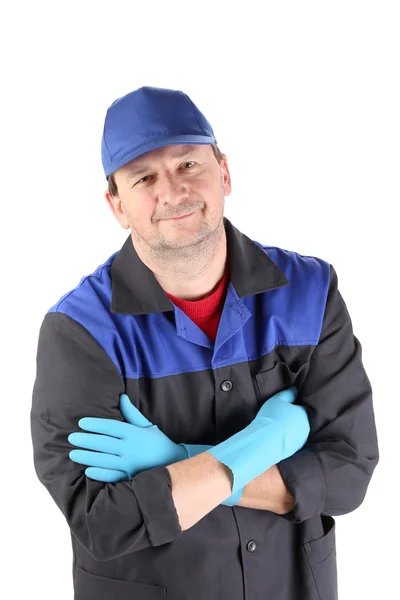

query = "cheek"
[122,200,153,226]
[193,175,219,196]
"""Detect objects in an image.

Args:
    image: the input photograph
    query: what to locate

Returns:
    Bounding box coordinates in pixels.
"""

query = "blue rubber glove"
[207,386,310,494]
[68,394,244,506]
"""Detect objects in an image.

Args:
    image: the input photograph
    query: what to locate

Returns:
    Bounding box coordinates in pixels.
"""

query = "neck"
[133,222,228,301]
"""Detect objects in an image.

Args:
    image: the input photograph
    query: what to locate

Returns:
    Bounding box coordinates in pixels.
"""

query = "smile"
[166,209,199,221]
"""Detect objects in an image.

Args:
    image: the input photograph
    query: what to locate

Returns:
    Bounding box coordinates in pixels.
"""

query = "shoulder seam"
[54,264,112,311]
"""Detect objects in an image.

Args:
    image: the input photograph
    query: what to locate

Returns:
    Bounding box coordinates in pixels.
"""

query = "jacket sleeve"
[30,311,183,561]
[276,264,380,523]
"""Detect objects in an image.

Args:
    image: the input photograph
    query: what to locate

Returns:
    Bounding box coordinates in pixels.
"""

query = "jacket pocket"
[303,515,338,600]
[254,360,310,404]
[73,563,167,599]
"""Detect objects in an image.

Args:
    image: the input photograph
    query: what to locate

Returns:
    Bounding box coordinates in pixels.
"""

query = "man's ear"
[220,155,232,196]
[104,191,130,229]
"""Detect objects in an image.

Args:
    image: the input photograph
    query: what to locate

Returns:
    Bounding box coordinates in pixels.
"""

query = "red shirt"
[165,259,230,343]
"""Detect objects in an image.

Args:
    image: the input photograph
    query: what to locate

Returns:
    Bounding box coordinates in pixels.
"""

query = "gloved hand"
[207,386,310,494]
[68,394,244,506]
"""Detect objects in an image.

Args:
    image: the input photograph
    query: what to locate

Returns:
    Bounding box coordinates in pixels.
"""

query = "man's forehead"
[151,144,205,159]
[121,144,208,177]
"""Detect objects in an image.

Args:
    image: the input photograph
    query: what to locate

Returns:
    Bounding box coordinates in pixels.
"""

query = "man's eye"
[136,162,196,185]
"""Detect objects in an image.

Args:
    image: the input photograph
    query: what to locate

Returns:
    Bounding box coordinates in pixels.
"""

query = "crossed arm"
[167,454,295,531]
[66,389,295,526]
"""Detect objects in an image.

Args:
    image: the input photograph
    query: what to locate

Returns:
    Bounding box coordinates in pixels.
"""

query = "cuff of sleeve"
[222,486,244,507]
[131,466,183,547]
[276,448,325,523]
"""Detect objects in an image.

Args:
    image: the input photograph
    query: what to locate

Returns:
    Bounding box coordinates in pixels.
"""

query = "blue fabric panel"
[48,245,330,380]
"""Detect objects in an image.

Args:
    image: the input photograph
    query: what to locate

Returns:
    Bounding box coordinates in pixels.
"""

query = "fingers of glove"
[68,432,122,455]
[271,386,297,403]
[119,394,153,428]
[293,404,311,435]
[279,405,310,451]
[69,449,123,470]
[256,390,297,419]
[78,417,129,438]
[85,467,129,483]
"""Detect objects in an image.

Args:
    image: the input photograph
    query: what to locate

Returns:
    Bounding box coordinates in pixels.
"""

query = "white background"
[1,1,398,598]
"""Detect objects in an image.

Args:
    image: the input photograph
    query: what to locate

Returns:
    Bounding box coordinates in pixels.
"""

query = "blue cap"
[101,86,217,180]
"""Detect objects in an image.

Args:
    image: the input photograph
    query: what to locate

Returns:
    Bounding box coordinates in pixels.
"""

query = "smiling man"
[105,142,230,300]
[30,85,379,600]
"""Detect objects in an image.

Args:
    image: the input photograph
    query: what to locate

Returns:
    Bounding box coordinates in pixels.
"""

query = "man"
[30,85,379,600]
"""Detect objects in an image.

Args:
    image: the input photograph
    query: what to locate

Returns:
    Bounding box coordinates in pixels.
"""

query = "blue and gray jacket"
[30,217,379,600]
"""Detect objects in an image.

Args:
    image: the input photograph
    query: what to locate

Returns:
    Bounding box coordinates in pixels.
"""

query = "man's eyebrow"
[125,145,200,180]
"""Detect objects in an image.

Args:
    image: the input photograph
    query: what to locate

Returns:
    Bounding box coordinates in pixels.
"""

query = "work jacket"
[30,217,379,600]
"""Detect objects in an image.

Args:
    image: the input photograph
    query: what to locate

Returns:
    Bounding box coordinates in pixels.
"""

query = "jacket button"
[220,380,233,392]
[247,540,257,552]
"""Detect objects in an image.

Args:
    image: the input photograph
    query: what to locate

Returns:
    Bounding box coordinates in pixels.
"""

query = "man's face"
[105,144,231,252]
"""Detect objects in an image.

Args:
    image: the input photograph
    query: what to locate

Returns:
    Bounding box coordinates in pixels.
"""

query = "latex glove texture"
[208,386,310,493]
[68,394,188,479]
[68,394,244,506]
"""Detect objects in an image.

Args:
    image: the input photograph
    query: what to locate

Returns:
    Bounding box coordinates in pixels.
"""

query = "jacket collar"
[110,216,289,315]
